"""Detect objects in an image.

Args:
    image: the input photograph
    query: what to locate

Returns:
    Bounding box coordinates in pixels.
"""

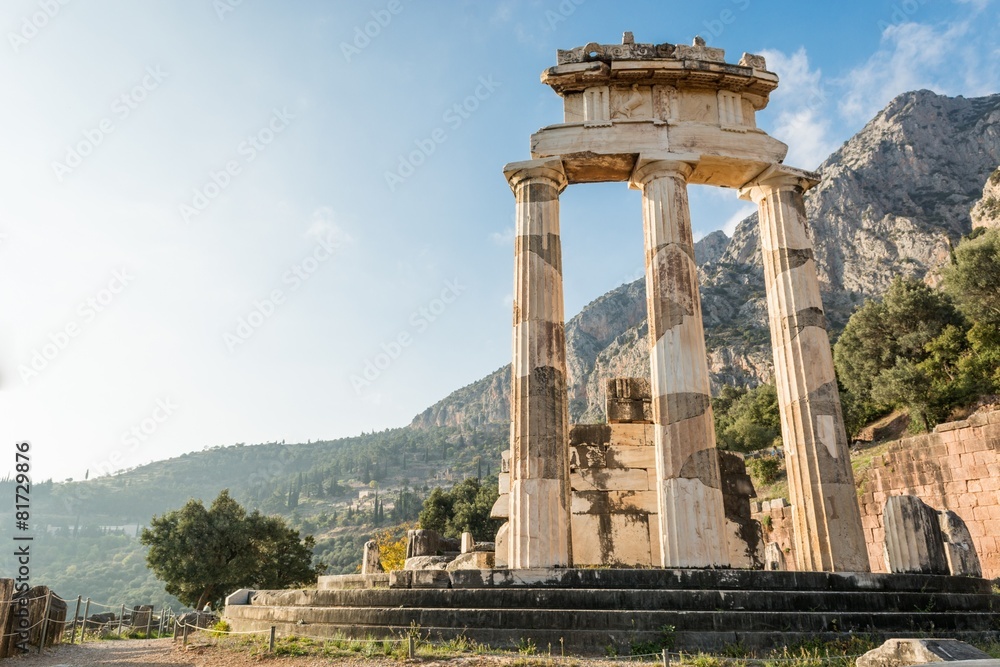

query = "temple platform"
[224,568,1000,654]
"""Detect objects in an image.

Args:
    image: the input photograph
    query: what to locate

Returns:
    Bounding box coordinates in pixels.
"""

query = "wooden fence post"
[80,599,90,644]
[37,590,52,654]
[269,626,276,652]
[70,596,81,644]
[145,606,153,638]
[117,604,125,637]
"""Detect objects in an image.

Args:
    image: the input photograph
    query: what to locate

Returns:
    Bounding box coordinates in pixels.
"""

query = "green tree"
[418,478,501,541]
[714,383,781,452]
[834,277,966,429]
[140,490,321,610]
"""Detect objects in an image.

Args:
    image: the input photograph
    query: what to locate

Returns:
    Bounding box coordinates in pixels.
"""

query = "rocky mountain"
[412,90,1000,429]
[971,166,1000,230]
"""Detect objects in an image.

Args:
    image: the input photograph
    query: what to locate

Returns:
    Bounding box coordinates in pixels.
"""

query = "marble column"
[740,165,870,572]
[503,157,572,569]
[631,157,730,568]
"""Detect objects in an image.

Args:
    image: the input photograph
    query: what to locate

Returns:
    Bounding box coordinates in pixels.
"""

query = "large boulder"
[857,638,990,667]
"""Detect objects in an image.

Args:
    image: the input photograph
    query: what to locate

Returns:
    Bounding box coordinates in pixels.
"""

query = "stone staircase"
[224,569,999,654]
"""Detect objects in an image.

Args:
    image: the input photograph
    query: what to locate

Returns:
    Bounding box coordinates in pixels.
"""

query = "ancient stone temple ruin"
[500,33,868,572]
[224,36,999,652]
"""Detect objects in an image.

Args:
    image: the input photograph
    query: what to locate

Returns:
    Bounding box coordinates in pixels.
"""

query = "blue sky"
[1,0,997,482]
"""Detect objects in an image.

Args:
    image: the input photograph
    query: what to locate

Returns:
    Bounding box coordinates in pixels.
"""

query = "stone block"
[570,513,604,565]
[572,468,650,492]
[500,449,510,473]
[764,542,785,570]
[446,551,495,570]
[498,472,510,495]
[570,423,612,447]
[410,569,452,588]
[610,489,658,513]
[361,540,384,575]
[938,510,982,577]
[605,378,652,423]
[494,522,509,568]
[225,589,255,606]
[935,419,969,433]
[403,556,451,571]
[606,445,656,469]
[882,495,948,575]
[461,532,475,554]
[609,422,654,447]
[388,569,412,588]
[856,638,990,667]
[570,444,606,469]
[490,493,509,519]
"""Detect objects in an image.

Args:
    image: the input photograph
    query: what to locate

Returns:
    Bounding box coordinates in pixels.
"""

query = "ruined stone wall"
[753,409,1000,578]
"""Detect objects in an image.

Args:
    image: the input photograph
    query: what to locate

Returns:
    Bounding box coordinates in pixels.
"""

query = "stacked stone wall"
[753,409,1000,578]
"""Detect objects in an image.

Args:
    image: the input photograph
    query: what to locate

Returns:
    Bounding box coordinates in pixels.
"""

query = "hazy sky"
[2,0,998,482]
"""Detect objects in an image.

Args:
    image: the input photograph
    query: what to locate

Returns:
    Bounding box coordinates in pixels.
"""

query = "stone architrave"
[883,495,949,575]
[361,540,384,575]
[938,510,982,577]
[631,156,729,568]
[503,157,573,569]
[739,166,870,573]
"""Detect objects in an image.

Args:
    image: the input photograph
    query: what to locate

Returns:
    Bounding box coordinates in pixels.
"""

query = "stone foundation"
[753,409,1000,578]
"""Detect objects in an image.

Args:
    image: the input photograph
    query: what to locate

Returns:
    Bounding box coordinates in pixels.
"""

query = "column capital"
[629,153,698,190]
[738,164,820,204]
[503,157,568,193]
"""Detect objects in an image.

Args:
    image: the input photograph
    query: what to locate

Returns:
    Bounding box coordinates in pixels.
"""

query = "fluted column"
[631,156,730,568]
[740,165,870,572]
[503,157,572,569]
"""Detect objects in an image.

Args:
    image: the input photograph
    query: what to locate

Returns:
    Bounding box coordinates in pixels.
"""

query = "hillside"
[413,90,1000,428]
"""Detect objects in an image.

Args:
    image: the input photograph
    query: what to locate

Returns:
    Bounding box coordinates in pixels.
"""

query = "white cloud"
[758,48,838,170]
[490,226,515,246]
[304,207,351,245]
[837,16,1000,124]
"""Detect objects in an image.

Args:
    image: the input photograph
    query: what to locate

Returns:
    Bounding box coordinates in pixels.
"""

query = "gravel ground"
[3,638,653,667]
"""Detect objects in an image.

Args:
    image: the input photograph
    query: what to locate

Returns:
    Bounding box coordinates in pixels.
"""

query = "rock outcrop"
[971,166,1000,230]
[412,91,1000,429]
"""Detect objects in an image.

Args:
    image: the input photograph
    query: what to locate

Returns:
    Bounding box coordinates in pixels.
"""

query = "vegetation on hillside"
[834,228,1000,432]
[418,477,501,542]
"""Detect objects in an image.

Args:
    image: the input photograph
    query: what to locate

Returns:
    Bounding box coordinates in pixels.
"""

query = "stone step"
[225,612,1000,654]
[249,587,994,614]
[415,568,991,594]
[227,604,997,634]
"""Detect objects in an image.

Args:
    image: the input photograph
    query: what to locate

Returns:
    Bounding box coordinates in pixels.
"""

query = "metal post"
[117,604,125,637]
[408,635,415,658]
[182,623,189,647]
[38,590,52,654]
[268,626,276,652]
[145,606,153,638]
[70,596,81,644]
[80,599,90,644]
